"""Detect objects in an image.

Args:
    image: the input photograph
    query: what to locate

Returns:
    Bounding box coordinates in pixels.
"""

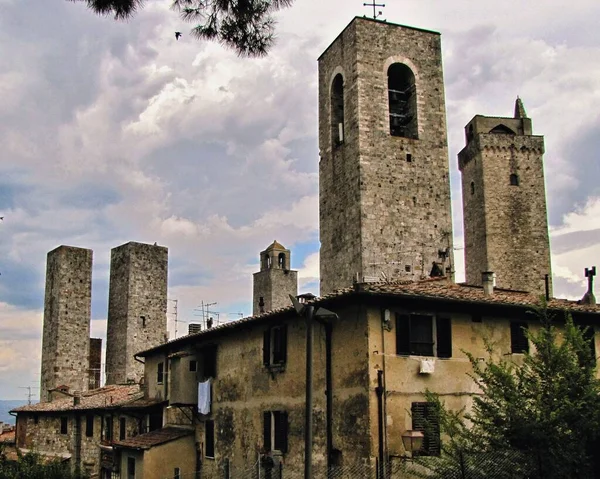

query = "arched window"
[278,253,286,269]
[266,256,272,269]
[470,182,475,195]
[489,124,516,135]
[510,174,520,186]
[388,63,418,139]
[331,74,344,147]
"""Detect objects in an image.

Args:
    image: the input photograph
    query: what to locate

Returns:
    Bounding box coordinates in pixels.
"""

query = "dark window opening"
[205,420,215,458]
[510,174,520,186]
[263,325,288,367]
[406,153,412,162]
[140,315,146,328]
[263,411,288,453]
[174,467,181,479]
[127,457,135,479]
[103,416,113,442]
[278,252,286,269]
[86,415,94,437]
[405,265,412,273]
[259,296,265,314]
[119,417,126,441]
[411,402,440,456]
[189,360,198,372]
[331,74,344,147]
[397,314,452,358]
[266,256,272,269]
[470,181,475,195]
[157,362,164,384]
[489,124,516,135]
[388,63,418,139]
[511,322,529,354]
[60,417,68,435]
[34,415,39,425]
[202,346,217,379]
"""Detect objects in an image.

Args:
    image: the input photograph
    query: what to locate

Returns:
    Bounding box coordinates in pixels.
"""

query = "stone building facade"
[106,242,168,386]
[40,246,93,402]
[458,100,552,296]
[252,241,298,315]
[318,17,454,295]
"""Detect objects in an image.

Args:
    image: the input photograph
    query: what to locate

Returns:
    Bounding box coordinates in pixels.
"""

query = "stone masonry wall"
[459,129,552,296]
[40,246,92,402]
[319,18,454,295]
[252,245,298,315]
[106,242,168,385]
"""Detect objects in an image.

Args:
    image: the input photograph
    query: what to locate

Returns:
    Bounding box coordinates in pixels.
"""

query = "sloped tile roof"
[136,279,599,357]
[113,426,193,450]
[265,240,286,251]
[11,385,143,413]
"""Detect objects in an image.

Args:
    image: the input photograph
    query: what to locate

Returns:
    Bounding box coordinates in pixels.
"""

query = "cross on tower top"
[363,1,385,20]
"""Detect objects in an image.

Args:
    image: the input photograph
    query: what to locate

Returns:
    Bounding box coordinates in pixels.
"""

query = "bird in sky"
[175,32,182,40]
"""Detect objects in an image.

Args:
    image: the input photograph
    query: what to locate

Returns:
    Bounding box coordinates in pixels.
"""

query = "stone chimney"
[482,271,494,296]
[579,267,597,306]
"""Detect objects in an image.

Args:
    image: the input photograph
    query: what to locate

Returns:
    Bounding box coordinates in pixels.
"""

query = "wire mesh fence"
[166,449,546,479]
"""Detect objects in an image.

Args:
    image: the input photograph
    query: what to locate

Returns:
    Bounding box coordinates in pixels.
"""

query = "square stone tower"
[40,246,92,402]
[318,17,454,295]
[458,99,552,296]
[105,242,168,385]
[252,241,298,315]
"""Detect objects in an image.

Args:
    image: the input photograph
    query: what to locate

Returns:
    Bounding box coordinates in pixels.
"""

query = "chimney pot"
[482,271,494,296]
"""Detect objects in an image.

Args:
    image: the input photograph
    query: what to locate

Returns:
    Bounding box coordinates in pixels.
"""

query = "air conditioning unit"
[419,358,435,374]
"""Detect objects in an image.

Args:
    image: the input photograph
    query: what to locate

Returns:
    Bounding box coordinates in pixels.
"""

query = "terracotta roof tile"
[11,385,143,413]
[113,426,193,450]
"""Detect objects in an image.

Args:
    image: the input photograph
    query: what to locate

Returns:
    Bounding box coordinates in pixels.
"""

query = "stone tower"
[318,17,454,295]
[105,242,168,385]
[458,98,552,296]
[40,246,92,402]
[253,241,298,315]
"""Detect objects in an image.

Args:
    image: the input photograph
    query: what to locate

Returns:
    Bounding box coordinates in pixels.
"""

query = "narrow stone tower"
[318,17,454,295]
[458,98,552,296]
[252,241,298,315]
[105,242,168,385]
[40,246,92,402]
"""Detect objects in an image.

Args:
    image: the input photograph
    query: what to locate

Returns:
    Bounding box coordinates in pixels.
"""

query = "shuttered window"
[510,322,529,354]
[397,314,451,358]
[411,402,440,456]
[263,410,288,453]
[263,325,288,367]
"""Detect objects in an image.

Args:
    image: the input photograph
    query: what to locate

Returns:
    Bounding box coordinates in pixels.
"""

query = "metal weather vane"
[363,0,385,19]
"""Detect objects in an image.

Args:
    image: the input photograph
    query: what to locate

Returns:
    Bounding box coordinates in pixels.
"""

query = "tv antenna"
[19,386,39,405]
[363,1,385,20]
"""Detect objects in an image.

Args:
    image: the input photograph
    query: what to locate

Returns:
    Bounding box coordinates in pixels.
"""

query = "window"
[510,321,529,354]
[60,417,68,434]
[278,252,286,269]
[205,420,215,458]
[331,73,344,147]
[510,173,520,186]
[120,417,126,441]
[157,362,164,384]
[263,325,287,367]
[189,360,198,372]
[470,181,475,195]
[86,415,94,437]
[127,457,136,479]
[406,153,412,162]
[104,416,113,441]
[388,63,417,139]
[202,346,217,379]
[396,314,452,358]
[140,315,146,328]
[411,402,440,456]
[263,411,288,453]
[174,467,181,479]
[34,415,39,425]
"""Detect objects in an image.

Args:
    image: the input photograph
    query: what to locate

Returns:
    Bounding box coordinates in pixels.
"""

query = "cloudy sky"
[0,0,598,399]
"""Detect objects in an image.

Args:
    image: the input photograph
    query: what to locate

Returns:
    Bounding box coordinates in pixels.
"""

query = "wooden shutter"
[411,402,440,456]
[205,420,215,458]
[274,411,288,453]
[279,325,287,365]
[510,322,529,353]
[436,317,452,358]
[396,314,410,355]
[263,412,272,451]
[263,330,271,366]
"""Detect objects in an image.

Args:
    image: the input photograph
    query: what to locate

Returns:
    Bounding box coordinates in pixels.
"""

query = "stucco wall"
[143,435,196,479]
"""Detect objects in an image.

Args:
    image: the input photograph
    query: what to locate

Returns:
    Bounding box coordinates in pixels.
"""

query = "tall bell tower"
[318,17,454,295]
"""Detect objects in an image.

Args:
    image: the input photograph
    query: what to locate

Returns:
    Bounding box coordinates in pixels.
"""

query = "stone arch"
[489,124,516,135]
[386,62,418,139]
[331,73,345,147]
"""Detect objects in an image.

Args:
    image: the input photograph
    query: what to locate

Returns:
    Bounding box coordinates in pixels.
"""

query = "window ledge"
[265,364,286,374]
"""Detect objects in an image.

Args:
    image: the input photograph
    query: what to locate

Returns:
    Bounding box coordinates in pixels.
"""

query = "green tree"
[0,447,89,479]
[416,307,600,479]
[68,0,294,56]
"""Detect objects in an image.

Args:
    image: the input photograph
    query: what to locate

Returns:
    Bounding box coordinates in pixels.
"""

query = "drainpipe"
[376,370,385,479]
[325,322,333,475]
[304,305,314,479]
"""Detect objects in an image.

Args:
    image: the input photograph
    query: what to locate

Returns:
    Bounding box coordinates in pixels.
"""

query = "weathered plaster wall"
[143,435,196,479]
[106,242,168,385]
[319,18,454,295]
[40,246,93,402]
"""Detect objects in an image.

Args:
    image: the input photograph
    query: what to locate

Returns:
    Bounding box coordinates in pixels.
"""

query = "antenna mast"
[363,1,385,19]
